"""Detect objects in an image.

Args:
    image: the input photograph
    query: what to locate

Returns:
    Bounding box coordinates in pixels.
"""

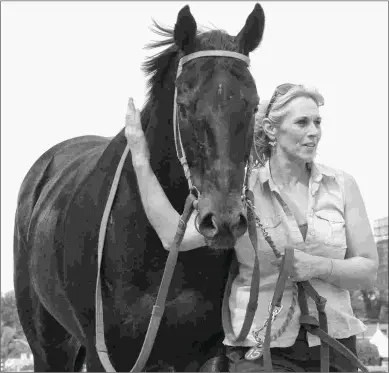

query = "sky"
[1,1,388,294]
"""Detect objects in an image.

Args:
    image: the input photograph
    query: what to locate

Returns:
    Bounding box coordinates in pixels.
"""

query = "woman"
[124,84,378,372]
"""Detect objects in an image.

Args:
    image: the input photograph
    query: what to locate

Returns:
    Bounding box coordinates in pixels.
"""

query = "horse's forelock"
[197,29,238,52]
[139,21,253,157]
[141,25,241,104]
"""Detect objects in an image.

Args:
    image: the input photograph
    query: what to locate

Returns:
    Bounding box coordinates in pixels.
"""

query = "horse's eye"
[253,106,259,114]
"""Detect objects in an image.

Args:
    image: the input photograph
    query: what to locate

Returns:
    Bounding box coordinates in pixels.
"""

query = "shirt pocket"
[313,209,347,249]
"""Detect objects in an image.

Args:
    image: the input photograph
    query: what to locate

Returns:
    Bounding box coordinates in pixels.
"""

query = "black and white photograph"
[1,1,388,372]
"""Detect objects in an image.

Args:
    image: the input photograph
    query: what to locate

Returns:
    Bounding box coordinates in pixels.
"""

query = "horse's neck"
[145,104,188,214]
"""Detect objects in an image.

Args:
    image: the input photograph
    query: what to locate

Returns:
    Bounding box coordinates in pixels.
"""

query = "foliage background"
[1,286,387,369]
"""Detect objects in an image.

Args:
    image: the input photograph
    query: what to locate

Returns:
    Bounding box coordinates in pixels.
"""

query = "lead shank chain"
[244,194,298,358]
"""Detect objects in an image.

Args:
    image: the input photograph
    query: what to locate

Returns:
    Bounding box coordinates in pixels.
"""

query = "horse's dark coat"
[14,4,264,371]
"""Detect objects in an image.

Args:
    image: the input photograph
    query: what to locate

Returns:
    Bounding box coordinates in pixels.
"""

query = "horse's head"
[173,4,264,249]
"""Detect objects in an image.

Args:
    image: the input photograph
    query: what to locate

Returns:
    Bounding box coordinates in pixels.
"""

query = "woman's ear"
[262,118,277,141]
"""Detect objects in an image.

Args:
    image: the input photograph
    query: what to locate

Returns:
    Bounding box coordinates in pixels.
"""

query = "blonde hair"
[252,85,324,166]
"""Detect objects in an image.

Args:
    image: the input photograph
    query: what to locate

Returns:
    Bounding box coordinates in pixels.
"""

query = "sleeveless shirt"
[223,161,367,348]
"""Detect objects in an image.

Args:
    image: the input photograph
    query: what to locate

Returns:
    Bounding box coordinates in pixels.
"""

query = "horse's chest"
[164,289,214,324]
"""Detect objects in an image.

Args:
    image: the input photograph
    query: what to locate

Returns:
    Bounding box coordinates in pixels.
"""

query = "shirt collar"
[308,162,336,183]
[256,160,336,192]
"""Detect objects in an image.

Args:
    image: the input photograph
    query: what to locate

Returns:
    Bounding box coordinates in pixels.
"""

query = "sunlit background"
[1,2,388,371]
[1,1,388,294]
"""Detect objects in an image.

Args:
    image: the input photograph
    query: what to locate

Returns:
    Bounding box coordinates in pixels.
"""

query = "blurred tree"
[350,287,389,322]
[1,291,24,339]
[350,290,366,320]
[1,291,31,365]
[356,339,381,366]
[360,288,383,321]
[1,322,16,365]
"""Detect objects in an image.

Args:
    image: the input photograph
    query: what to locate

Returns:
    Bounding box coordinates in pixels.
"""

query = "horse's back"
[15,135,110,239]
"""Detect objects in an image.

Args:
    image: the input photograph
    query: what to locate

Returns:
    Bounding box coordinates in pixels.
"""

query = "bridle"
[94,49,255,372]
[93,50,368,372]
[172,50,251,200]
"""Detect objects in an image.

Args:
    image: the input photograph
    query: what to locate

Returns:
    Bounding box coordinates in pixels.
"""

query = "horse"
[13,4,265,371]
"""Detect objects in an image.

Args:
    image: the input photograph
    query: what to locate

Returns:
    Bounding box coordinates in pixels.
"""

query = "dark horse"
[14,4,265,371]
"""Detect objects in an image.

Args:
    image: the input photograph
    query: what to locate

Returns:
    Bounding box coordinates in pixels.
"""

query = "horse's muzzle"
[197,196,248,248]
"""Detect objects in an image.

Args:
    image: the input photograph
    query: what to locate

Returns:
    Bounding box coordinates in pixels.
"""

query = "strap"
[262,247,295,371]
[96,49,252,372]
[276,188,307,240]
[297,283,368,372]
[177,51,250,77]
[173,50,250,192]
[95,143,131,372]
[130,193,196,372]
[94,140,197,372]
[301,281,329,371]
[305,327,368,372]
[222,189,260,343]
[297,282,329,372]
[172,84,193,191]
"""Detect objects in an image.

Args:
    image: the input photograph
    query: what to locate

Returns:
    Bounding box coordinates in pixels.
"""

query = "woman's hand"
[125,98,150,167]
[271,248,332,282]
[123,97,205,252]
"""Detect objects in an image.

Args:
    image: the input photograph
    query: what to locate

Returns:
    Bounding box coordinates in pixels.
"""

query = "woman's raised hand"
[125,98,150,166]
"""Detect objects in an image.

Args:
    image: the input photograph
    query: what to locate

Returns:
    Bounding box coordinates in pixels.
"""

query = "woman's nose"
[308,122,320,135]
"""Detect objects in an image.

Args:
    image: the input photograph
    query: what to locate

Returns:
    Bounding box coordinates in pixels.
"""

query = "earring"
[269,140,277,147]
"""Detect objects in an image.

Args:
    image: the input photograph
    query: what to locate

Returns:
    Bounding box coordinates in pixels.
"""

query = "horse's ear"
[174,5,197,54]
[236,3,265,55]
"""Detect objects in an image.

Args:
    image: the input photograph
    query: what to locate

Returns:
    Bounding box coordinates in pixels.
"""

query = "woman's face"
[274,96,322,163]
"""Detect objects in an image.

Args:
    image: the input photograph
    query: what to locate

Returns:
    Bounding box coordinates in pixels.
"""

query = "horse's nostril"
[198,213,219,239]
[240,213,248,228]
[231,213,248,238]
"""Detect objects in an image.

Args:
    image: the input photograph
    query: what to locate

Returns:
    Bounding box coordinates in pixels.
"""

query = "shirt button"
[310,232,315,236]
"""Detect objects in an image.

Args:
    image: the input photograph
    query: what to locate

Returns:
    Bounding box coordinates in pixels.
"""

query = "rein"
[94,50,253,372]
[94,142,198,373]
[94,49,368,373]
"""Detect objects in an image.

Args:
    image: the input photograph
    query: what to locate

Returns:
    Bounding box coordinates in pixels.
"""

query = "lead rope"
[94,142,197,372]
[95,49,253,372]
[243,195,298,364]
[95,143,131,372]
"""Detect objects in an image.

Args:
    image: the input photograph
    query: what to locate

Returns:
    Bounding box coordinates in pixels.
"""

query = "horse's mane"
[140,22,183,131]
[140,21,241,132]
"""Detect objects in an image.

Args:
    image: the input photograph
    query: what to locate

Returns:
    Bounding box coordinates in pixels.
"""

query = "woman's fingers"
[125,98,142,131]
[126,98,135,120]
[124,96,148,161]
[127,97,135,111]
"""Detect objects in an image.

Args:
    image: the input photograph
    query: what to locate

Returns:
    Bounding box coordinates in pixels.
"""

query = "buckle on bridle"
[190,186,200,210]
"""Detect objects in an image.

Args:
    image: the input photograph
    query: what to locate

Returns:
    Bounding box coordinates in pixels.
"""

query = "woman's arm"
[315,172,378,290]
[132,160,206,251]
[282,172,378,291]
[125,98,205,251]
